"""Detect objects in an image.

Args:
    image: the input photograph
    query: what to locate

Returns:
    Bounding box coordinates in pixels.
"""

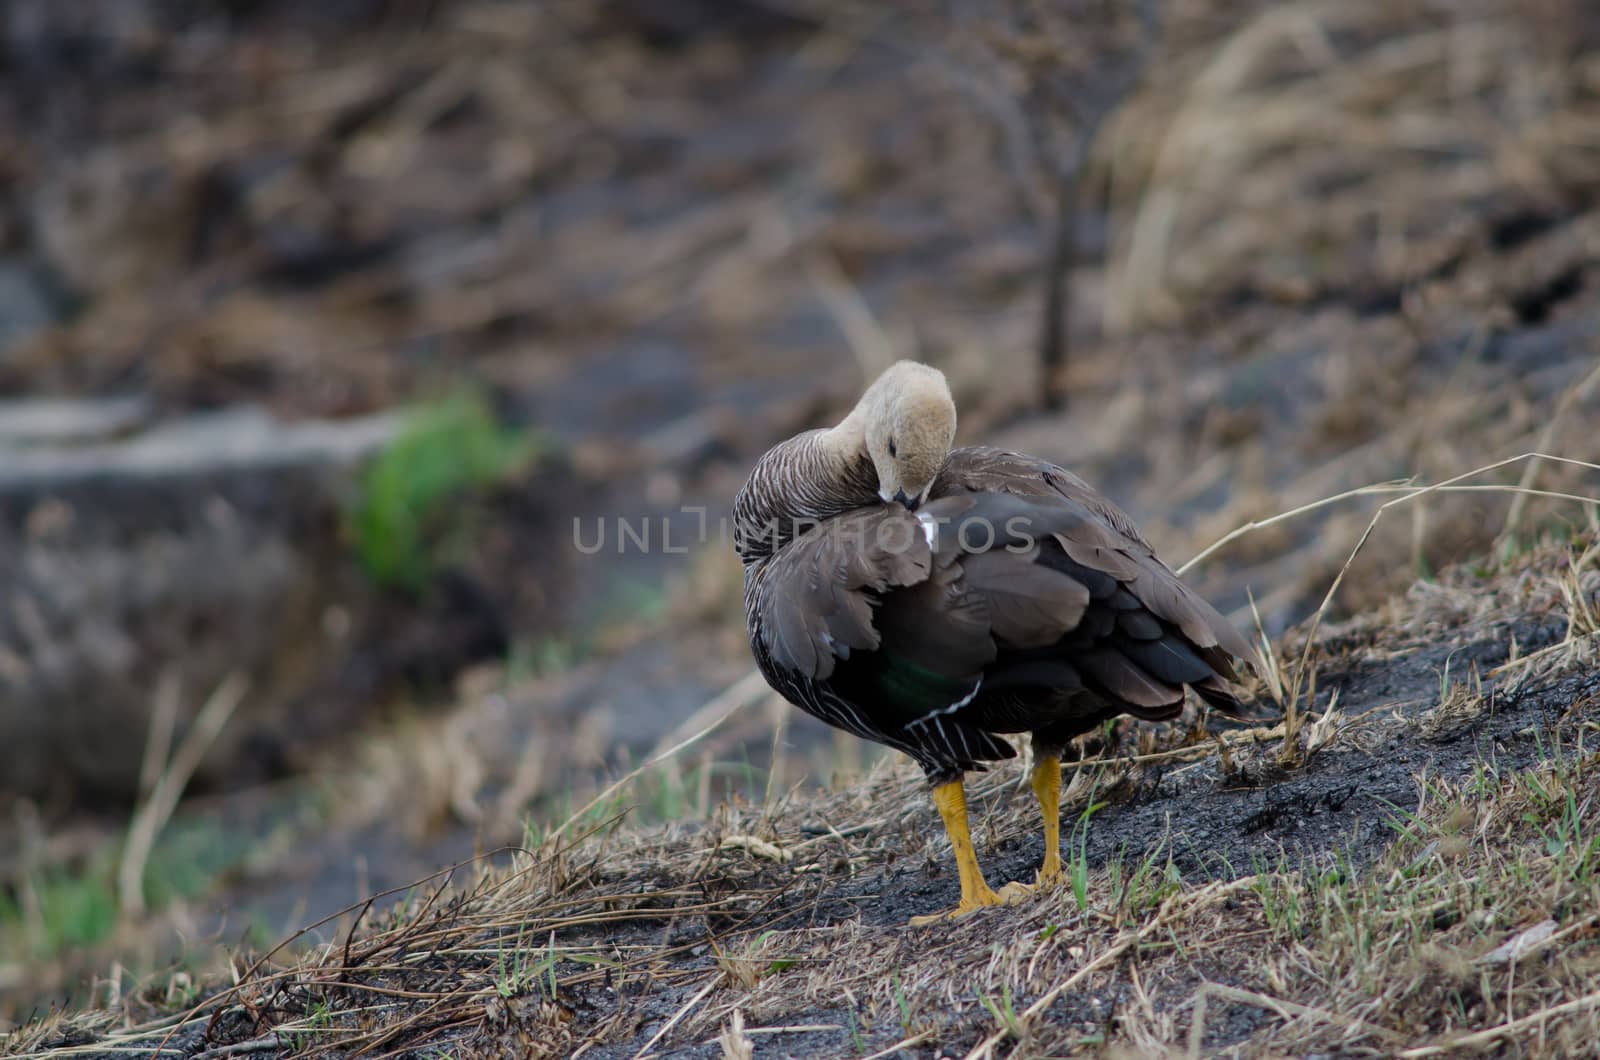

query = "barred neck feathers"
[732,360,957,564]
[732,428,877,564]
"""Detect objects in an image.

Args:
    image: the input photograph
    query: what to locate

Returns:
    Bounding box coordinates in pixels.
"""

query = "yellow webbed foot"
[908,878,1033,926]
[992,866,1062,901]
[909,779,1023,926]
[987,868,1059,903]
[906,881,1016,926]
[1030,846,1065,890]
[997,879,1036,902]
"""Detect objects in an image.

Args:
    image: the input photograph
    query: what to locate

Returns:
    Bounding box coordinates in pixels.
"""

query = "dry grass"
[1234,740,1600,1058]
[119,676,248,921]
[1103,0,1600,332]
[9,532,1600,1058]
[8,0,1600,1051]
[4,764,1237,1058]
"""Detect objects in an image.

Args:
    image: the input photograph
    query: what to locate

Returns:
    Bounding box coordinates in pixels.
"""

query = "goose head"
[846,360,956,510]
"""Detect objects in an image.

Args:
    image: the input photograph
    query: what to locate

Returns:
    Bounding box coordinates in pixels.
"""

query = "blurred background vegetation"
[2,0,1598,1024]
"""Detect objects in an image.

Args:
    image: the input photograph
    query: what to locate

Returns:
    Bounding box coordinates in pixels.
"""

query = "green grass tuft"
[349,390,540,590]
[0,821,244,965]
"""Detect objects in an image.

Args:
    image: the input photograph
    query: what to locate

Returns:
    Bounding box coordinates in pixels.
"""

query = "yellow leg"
[908,780,1009,925]
[1032,755,1064,888]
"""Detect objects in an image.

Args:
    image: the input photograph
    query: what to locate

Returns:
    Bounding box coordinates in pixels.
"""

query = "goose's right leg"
[909,778,1011,926]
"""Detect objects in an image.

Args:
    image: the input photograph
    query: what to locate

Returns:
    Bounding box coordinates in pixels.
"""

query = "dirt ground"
[4,0,1600,1053]
[10,543,1600,1058]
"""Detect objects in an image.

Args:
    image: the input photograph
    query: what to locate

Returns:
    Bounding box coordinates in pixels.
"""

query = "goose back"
[739,443,1263,780]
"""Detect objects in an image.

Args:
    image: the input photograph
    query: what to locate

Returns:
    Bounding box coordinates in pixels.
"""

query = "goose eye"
[887,438,898,457]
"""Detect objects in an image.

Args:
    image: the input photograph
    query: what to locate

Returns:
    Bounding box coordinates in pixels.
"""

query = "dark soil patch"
[550,619,1600,1059]
[12,604,1599,1057]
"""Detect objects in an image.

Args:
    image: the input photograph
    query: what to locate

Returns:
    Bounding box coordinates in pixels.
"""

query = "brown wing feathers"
[746,442,1264,774]
[872,547,995,678]
[754,506,932,680]
[925,454,1262,724]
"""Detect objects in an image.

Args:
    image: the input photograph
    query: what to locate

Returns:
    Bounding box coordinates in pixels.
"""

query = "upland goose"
[733,361,1267,923]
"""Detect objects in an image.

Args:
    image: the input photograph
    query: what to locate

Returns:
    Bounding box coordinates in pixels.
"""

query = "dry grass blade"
[1178,478,1407,577]
[1396,988,1600,1058]
[1058,723,1283,776]
[546,671,765,846]
[135,671,181,802]
[853,1032,935,1060]
[631,974,721,1060]
[1246,588,1286,705]
[715,1010,752,1060]
[1179,453,1600,577]
[699,1022,843,1046]
[1500,354,1600,545]
[192,1034,296,1057]
[805,250,898,383]
[1187,982,1396,1057]
[118,674,248,919]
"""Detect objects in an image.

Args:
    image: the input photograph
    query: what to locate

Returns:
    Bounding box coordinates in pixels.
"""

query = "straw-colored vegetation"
[7,466,1599,1057]
[6,0,1600,1055]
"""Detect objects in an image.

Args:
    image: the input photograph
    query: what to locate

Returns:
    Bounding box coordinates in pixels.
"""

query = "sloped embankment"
[10,540,1599,1058]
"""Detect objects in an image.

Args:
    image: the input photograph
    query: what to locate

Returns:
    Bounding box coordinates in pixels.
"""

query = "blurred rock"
[0,403,578,805]
[590,0,816,49]
[0,405,398,484]
[0,396,150,445]
[0,259,65,355]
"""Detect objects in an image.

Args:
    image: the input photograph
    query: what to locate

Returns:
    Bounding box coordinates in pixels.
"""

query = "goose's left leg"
[1023,726,1101,892]
[1030,753,1064,887]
